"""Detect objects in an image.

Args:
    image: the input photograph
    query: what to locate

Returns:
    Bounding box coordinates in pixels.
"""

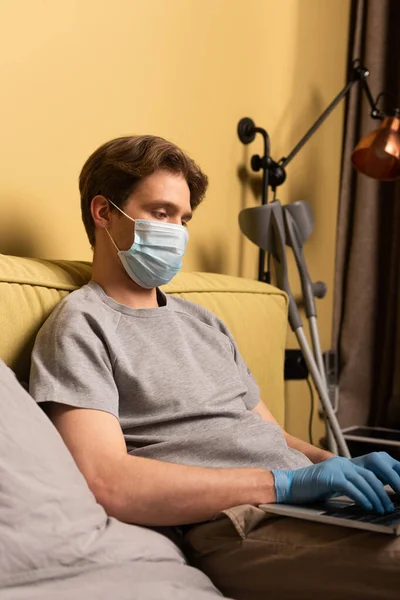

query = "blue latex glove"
[350,451,400,494]
[272,456,394,513]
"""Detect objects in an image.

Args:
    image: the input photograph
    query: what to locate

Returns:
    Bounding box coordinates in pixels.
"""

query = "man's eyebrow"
[147,200,193,220]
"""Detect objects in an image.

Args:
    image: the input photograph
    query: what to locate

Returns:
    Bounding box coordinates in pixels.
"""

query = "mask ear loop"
[108,199,136,223]
[105,228,121,252]
[105,199,136,251]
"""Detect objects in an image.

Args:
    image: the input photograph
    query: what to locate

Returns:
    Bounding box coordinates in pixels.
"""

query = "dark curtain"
[333,0,400,430]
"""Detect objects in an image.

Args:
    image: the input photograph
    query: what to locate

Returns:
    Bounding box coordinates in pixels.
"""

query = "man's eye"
[182,221,188,228]
[153,211,167,219]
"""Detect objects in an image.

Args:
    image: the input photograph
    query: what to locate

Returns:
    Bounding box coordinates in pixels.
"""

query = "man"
[30,135,400,600]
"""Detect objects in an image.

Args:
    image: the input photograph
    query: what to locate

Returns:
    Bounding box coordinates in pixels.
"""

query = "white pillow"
[0,361,224,599]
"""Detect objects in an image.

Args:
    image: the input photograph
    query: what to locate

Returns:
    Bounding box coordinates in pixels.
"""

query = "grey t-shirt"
[30,282,311,471]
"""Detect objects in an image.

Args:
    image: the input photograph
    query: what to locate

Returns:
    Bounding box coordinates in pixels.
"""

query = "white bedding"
[0,361,226,599]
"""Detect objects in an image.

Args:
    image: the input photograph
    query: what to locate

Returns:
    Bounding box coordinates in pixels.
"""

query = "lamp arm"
[279,64,382,170]
[360,77,383,120]
[255,128,270,281]
[256,127,270,206]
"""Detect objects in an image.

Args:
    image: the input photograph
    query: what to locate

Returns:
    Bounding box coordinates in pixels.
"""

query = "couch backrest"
[0,254,288,425]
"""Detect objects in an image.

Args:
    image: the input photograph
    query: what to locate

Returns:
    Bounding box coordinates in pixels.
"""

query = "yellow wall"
[0,0,350,442]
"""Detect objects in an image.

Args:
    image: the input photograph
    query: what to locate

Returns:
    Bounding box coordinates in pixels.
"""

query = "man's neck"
[91,248,159,309]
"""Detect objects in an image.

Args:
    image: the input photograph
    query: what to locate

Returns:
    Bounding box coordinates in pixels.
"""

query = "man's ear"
[91,195,113,229]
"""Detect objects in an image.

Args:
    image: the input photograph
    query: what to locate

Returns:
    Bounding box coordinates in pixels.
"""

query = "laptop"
[260,492,400,535]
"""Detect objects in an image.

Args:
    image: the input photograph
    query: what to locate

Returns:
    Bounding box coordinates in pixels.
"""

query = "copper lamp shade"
[351,115,400,180]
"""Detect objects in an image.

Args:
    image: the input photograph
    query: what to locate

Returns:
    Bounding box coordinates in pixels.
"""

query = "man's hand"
[350,452,400,494]
[272,456,395,513]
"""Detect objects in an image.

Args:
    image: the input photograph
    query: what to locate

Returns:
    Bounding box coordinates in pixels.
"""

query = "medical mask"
[105,199,189,289]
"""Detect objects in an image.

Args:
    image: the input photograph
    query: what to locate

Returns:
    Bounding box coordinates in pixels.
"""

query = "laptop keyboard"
[323,493,400,526]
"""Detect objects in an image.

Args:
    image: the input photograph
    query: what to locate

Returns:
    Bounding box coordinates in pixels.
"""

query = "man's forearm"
[284,432,335,463]
[92,455,276,527]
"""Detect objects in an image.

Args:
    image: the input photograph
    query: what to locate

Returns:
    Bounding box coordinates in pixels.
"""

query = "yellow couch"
[0,254,288,426]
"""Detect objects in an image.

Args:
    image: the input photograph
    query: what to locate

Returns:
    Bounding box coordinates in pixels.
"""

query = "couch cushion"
[0,254,288,424]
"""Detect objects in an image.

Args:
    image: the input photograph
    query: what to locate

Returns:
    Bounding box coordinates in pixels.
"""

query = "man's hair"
[79,135,209,246]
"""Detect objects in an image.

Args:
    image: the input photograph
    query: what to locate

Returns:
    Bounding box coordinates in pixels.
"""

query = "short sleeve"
[29,308,119,418]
